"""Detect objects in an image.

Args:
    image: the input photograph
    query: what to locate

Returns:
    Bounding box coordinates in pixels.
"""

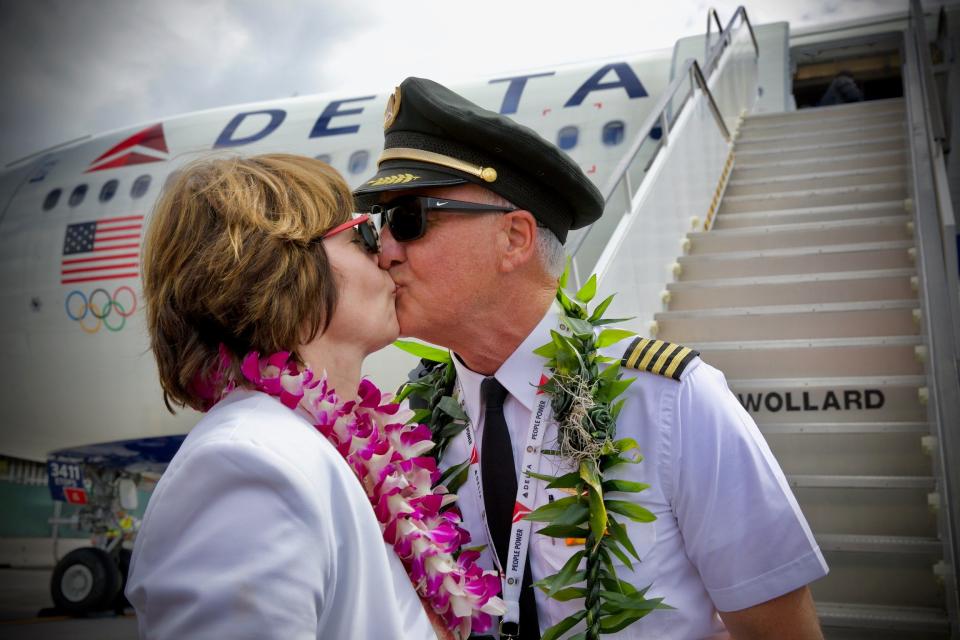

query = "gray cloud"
[0,0,367,165]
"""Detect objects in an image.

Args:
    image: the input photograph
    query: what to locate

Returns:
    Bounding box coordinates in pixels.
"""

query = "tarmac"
[0,568,137,640]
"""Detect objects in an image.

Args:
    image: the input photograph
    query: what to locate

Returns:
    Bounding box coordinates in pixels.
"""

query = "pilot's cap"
[353,77,604,244]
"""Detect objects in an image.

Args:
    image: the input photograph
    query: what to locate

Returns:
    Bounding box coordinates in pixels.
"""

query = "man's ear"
[498,210,537,273]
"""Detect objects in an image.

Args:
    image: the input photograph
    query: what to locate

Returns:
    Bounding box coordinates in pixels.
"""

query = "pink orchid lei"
[202,348,505,636]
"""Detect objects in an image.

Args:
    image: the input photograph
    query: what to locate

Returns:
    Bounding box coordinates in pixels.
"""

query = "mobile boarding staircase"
[568,4,960,638]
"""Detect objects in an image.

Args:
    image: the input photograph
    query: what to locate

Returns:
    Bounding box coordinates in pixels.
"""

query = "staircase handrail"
[567,6,757,273]
[705,8,724,62]
[911,0,949,153]
[905,0,960,631]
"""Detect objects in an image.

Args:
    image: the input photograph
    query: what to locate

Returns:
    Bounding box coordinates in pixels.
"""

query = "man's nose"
[378,224,404,270]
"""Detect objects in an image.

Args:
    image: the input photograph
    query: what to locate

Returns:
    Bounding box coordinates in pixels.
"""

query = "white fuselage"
[0,52,672,461]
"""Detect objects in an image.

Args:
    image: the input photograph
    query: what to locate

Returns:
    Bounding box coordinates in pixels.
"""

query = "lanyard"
[453,311,569,633]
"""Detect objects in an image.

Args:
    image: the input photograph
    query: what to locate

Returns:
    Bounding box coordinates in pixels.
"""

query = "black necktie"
[480,377,540,639]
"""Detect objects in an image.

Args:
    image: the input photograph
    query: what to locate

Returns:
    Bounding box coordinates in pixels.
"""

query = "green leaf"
[435,396,467,420]
[615,437,642,455]
[553,502,590,527]
[578,460,603,495]
[558,260,571,289]
[604,536,634,570]
[564,316,595,337]
[607,516,640,561]
[392,339,451,363]
[588,491,607,551]
[592,316,634,326]
[408,408,432,424]
[599,599,668,633]
[575,274,597,303]
[546,471,582,489]
[525,495,580,522]
[588,293,616,323]
[545,550,585,596]
[605,500,657,523]
[536,523,590,538]
[601,479,651,494]
[606,376,637,400]
[437,459,471,491]
[533,341,557,358]
[595,328,636,348]
[540,609,586,640]
[550,586,587,602]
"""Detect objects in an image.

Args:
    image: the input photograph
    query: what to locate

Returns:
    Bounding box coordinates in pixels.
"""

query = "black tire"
[50,547,122,616]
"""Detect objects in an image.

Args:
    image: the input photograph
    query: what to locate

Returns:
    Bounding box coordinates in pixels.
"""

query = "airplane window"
[557,126,579,150]
[43,188,62,211]
[348,151,369,175]
[649,124,663,141]
[603,121,626,146]
[131,175,152,199]
[315,154,332,164]
[68,184,88,207]
[99,179,118,203]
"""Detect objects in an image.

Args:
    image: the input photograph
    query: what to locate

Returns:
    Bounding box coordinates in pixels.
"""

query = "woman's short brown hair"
[142,153,353,412]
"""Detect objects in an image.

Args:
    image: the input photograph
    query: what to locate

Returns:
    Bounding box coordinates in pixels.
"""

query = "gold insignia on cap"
[367,173,420,186]
[379,148,498,183]
[383,86,401,130]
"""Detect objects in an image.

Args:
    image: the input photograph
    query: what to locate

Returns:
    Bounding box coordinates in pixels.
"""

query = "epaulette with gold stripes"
[621,337,699,381]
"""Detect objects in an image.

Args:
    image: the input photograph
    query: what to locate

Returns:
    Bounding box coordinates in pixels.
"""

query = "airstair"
[575,4,960,639]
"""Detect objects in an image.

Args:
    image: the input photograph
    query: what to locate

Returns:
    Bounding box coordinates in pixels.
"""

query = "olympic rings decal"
[65,286,138,334]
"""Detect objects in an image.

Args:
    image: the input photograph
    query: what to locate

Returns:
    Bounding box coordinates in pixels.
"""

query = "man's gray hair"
[535,225,566,279]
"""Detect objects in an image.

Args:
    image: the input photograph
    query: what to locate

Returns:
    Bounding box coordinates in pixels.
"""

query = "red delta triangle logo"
[512,501,532,524]
[86,123,169,172]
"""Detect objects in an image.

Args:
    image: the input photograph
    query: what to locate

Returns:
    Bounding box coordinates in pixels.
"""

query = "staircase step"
[732,149,907,181]
[727,373,927,423]
[742,97,905,128]
[725,165,907,197]
[763,424,932,476]
[676,241,915,279]
[814,550,945,610]
[758,421,929,435]
[689,216,912,253]
[734,135,905,164]
[712,200,907,229]
[667,268,917,309]
[817,533,942,554]
[796,484,938,538]
[734,122,904,152]
[720,183,908,214]
[739,109,905,138]
[656,299,921,341]
[693,336,925,377]
[818,602,949,636]
[788,475,934,489]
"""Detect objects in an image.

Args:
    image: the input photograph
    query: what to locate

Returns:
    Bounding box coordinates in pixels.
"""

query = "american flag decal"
[61,215,143,285]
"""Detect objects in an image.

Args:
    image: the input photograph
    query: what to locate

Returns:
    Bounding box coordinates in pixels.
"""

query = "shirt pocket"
[533,488,657,577]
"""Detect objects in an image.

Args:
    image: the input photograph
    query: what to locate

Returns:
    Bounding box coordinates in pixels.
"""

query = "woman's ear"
[498,210,538,273]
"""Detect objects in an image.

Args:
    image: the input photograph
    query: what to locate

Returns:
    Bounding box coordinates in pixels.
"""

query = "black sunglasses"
[369,196,516,242]
[322,213,381,254]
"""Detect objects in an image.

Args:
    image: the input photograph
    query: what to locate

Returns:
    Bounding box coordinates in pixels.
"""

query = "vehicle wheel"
[112,547,133,612]
[50,547,122,615]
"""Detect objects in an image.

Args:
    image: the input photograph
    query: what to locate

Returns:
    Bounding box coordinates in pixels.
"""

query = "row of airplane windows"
[38,121,632,212]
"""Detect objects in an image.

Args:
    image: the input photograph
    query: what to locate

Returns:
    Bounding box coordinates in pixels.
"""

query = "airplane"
[1,4,957,635]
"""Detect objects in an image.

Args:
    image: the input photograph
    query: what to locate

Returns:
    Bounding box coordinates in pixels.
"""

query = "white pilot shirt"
[444,306,828,639]
[127,389,434,640]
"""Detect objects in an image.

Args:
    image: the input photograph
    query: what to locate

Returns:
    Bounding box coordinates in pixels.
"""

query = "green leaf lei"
[395,266,670,639]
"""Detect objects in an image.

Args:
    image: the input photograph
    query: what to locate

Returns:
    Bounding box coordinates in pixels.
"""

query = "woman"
[127,154,439,638]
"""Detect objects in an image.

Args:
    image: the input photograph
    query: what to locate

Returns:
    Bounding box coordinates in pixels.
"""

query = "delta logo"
[86,123,170,173]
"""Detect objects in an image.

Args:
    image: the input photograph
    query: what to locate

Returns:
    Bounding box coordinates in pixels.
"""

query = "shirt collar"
[451,304,559,417]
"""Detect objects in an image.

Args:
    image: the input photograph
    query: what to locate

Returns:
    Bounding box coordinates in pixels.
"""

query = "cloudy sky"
[0,0,943,167]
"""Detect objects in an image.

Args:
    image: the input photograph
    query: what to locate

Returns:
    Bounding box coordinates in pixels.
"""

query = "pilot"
[354,77,829,639]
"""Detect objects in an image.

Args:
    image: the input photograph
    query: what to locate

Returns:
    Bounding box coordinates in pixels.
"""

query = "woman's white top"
[127,388,434,640]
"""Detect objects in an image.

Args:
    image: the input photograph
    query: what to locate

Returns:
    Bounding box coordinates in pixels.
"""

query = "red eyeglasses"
[322,214,381,254]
